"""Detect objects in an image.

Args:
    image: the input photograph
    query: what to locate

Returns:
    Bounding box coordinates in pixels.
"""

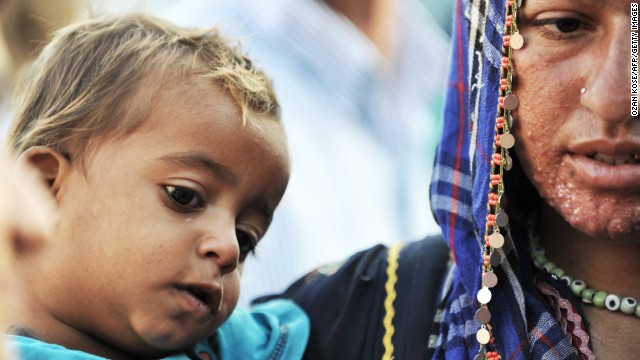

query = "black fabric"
[256,235,450,360]
[393,236,451,360]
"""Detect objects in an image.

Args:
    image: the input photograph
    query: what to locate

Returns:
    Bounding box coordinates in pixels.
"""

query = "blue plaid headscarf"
[429,0,580,358]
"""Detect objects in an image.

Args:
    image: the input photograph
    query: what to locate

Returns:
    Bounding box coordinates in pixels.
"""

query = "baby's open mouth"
[176,284,221,314]
[184,286,209,305]
[587,153,640,165]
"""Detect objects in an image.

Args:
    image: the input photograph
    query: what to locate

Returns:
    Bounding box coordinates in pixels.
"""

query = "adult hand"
[0,150,54,359]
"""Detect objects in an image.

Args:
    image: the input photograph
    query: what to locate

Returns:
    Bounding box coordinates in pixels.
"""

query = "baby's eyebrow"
[157,152,240,186]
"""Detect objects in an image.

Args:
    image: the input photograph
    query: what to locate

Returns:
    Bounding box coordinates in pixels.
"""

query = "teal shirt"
[5,300,309,360]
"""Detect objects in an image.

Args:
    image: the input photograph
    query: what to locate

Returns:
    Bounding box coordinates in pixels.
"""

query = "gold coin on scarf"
[482,271,499,287]
[504,94,519,110]
[501,133,516,149]
[475,307,492,324]
[511,32,524,49]
[490,232,505,248]
[477,287,492,304]
[476,328,491,344]
[504,154,513,170]
[496,211,509,227]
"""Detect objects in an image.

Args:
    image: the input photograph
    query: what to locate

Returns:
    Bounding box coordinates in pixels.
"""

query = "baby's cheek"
[221,270,241,313]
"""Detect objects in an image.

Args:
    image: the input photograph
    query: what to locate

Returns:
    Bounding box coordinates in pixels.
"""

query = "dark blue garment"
[268,235,449,360]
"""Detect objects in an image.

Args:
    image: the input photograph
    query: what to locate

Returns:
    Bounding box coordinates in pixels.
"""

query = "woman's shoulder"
[267,235,450,360]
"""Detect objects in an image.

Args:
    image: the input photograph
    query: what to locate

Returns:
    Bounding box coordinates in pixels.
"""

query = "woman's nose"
[581,21,634,127]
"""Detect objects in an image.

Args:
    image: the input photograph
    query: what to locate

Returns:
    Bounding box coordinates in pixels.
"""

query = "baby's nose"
[196,218,239,275]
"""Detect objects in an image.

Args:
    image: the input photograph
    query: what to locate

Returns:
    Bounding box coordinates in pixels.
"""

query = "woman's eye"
[236,229,258,262]
[164,185,204,211]
[552,18,582,33]
[530,17,592,40]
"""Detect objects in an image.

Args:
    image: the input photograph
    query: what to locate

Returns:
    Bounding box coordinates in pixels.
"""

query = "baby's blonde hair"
[8,13,279,158]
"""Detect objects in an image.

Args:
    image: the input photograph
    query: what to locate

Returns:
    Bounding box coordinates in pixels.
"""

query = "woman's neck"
[537,202,640,359]
[538,202,640,300]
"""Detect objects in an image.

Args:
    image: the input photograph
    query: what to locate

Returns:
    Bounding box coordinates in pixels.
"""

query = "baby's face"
[33,78,289,357]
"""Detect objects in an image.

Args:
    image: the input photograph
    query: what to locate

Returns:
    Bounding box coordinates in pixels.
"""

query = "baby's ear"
[16,146,71,195]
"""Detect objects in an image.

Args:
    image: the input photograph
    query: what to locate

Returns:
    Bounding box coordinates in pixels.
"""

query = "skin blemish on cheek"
[607,217,633,236]
[184,218,192,222]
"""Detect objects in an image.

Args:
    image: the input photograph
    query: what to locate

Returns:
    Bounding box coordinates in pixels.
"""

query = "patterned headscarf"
[429,0,580,358]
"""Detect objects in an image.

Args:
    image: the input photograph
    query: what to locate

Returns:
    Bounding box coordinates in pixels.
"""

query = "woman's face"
[513,0,639,241]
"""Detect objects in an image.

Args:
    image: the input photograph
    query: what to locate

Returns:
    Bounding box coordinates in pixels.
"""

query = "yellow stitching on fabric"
[382,242,404,360]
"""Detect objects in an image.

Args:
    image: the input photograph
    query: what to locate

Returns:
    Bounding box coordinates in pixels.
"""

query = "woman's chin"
[565,209,640,244]
[544,191,640,244]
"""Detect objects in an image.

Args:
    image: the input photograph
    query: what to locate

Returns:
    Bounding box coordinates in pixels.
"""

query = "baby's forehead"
[88,74,275,146]
[85,72,224,136]
[66,66,283,172]
[80,87,287,192]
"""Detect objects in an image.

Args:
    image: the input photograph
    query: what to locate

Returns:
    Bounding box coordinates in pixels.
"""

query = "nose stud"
[580,87,587,94]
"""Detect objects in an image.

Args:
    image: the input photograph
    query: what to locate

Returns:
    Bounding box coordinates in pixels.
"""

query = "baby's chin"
[128,317,217,357]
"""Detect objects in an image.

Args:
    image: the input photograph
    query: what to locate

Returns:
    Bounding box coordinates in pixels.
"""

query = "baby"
[3,14,307,359]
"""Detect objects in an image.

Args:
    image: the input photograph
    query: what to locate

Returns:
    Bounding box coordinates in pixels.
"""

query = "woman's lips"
[568,153,640,189]
[591,153,640,165]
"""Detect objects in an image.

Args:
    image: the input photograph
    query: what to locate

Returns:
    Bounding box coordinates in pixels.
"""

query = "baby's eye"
[164,185,205,211]
[236,229,258,262]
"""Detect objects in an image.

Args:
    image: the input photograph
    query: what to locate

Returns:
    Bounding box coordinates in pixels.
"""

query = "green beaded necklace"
[529,230,640,318]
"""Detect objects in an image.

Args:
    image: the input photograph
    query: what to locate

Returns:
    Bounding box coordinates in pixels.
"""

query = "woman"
[429,0,638,358]
[275,0,639,358]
